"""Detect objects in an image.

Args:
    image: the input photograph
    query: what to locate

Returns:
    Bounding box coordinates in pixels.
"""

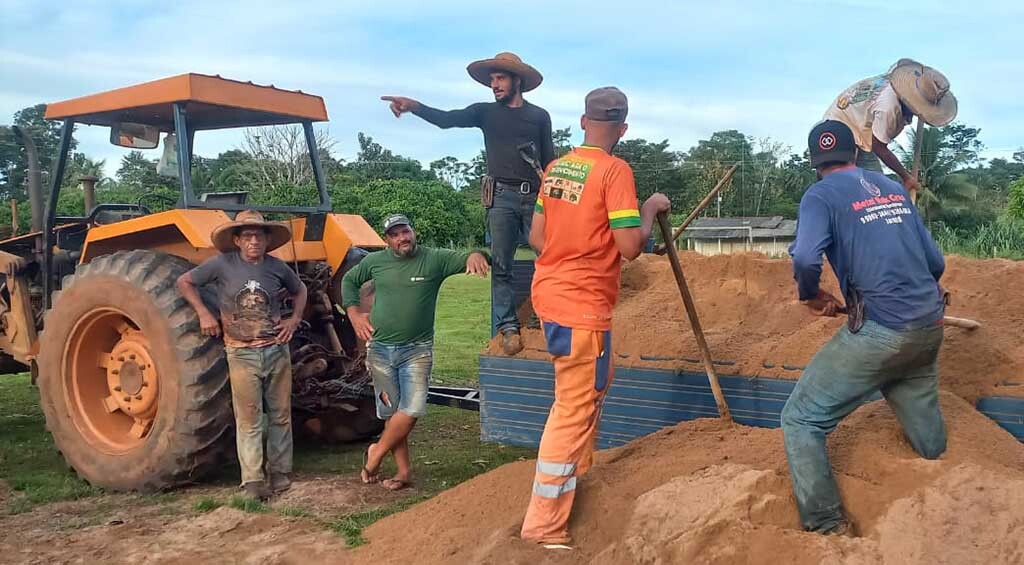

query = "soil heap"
[490,252,1024,402]
[355,393,1024,564]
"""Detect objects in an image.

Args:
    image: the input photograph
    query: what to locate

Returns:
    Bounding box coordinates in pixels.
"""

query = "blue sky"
[2,0,1022,177]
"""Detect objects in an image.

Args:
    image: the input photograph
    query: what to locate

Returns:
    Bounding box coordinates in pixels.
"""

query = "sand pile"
[491,252,1024,401]
[353,392,1024,564]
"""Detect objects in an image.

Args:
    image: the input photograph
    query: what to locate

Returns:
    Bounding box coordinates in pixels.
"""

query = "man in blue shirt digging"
[782,120,947,536]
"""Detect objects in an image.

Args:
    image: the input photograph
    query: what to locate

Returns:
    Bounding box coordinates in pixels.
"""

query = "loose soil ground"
[353,393,1024,564]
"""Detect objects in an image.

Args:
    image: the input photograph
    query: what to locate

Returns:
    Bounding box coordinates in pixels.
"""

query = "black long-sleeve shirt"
[414,101,554,185]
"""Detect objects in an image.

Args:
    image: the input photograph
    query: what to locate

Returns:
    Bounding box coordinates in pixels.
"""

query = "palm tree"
[898,124,980,225]
[63,153,110,187]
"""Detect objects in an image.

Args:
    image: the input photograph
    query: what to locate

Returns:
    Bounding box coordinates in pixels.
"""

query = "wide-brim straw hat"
[888,58,957,127]
[211,210,291,253]
[467,52,543,92]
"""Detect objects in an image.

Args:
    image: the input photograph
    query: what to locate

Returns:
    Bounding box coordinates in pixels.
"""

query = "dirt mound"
[489,252,1024,401]
[354,392,1024,564]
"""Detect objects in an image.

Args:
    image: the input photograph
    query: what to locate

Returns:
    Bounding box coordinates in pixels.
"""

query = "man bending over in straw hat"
[381,52,554,356]
[343,214,490,490]
[177,210,307,501]
[520,87,670,547]
[823,58,957,195]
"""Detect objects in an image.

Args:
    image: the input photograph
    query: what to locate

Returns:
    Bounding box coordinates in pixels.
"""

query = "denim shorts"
[365,341,433,419]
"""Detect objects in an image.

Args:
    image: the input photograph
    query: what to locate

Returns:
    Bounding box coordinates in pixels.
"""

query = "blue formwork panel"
[976,396,1024,441]
[480,355,1024,449]
[480,355,804,450]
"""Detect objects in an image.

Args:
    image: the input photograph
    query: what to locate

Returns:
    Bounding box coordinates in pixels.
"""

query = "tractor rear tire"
[37,250,232,491]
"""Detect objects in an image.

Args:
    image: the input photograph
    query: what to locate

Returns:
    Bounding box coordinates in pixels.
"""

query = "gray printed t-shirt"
[189,251,302,347]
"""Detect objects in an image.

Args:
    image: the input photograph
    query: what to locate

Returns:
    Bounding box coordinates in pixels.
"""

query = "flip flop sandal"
[381,478,411,491]
[361,446,380,484]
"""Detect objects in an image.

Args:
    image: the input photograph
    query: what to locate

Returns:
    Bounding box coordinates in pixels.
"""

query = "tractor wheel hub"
[106,331,158,419]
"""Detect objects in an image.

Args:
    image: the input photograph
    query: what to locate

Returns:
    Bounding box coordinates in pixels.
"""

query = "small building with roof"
[679,216,797,257]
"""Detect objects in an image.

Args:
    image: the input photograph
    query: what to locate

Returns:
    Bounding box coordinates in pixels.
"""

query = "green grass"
[0,375,102,512]
[193,496,222,513]
[228,495,268,513]
[433,275,491,385]
[330,496,428,547]
[278,506,313,518]
[431,246,535,386]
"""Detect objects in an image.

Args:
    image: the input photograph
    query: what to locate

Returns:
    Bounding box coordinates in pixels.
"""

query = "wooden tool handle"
[656,212,733,422]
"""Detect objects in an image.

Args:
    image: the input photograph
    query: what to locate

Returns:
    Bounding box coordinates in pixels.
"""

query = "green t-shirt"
[341,246,481,344]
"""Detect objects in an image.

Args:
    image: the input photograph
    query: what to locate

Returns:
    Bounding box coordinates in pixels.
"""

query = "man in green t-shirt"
[342,214,490,489]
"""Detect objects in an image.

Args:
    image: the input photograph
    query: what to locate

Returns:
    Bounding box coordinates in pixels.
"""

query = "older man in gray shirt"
[177,210,307,501]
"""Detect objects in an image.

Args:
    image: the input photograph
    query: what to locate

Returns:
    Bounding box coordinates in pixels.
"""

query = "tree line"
[2,103,1022,255]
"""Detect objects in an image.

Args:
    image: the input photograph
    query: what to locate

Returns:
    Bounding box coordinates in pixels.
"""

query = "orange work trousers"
[520,322,614,544]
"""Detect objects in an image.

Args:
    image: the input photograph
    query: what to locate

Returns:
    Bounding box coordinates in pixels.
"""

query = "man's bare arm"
[176,272,221,337]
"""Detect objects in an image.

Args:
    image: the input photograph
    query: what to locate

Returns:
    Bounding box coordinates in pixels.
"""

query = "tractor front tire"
[37,250,233,491]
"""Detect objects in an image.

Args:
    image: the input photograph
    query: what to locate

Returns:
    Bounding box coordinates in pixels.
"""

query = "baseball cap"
[585,87,628,122]
[808,120,857,168]
[383,214,412,234]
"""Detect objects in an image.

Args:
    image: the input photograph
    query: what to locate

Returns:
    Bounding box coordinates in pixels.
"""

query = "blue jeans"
[366,341,433,419]
[780,320,946,532]
[488,184,537,334]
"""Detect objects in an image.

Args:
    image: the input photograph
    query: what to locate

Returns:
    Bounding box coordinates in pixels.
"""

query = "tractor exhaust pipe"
[10,126,44,233]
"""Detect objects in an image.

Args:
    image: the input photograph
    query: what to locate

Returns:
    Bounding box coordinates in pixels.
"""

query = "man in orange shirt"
[520,87,671,546]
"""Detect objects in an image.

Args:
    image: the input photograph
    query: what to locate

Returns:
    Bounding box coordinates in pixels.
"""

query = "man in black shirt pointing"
[382,52,554,355]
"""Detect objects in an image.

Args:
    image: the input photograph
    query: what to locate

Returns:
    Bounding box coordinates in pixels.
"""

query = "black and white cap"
[808,120,857,168]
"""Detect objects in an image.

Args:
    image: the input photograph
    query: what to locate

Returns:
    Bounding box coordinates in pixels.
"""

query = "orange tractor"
[0,74,386,490]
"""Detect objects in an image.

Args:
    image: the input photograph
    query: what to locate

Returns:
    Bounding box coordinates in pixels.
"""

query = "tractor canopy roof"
[44,73,328,130]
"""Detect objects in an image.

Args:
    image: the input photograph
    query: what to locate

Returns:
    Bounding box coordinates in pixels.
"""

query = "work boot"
[526,312,541,330]
[501,330,524,356]
[242,481,270,501]
[270,473,292,494]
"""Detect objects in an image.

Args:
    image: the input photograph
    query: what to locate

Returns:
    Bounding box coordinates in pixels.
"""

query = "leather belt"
[495,180,535,194]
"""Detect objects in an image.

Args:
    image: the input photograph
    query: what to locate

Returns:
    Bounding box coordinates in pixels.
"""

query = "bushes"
[331,179,485,247]
[1009,177,1024,221]
[931,219,1024,260]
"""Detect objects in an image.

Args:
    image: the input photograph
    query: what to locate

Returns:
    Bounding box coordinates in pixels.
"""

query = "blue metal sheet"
[976,396,1024,441]
[480,355,1024,448]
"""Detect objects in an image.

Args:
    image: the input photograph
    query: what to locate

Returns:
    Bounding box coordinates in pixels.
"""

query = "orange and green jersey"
[530,145,641,331]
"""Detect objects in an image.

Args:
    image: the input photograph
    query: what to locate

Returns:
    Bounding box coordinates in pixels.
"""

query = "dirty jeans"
[521,323,614,544]
[780,320,946,532]
[226,343,293,486]
[488,183,537,335]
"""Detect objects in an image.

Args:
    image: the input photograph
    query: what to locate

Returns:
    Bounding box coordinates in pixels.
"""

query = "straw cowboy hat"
[467,52,543,92]
[888,58,957,127]
[211,210,291,253]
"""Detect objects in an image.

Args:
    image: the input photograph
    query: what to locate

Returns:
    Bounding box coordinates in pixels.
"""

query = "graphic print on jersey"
[851,173,912,226]
[543,154,596,205]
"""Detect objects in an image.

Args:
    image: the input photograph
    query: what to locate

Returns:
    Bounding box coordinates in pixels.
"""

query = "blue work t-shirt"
[788,167,945,330]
